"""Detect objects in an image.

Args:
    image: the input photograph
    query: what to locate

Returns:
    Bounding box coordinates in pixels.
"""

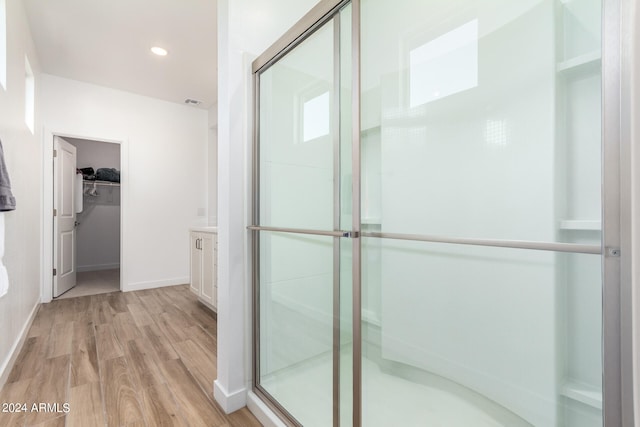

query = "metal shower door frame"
[248,0,632,425]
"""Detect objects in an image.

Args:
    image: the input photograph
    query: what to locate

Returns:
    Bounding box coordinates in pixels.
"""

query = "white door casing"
[53,136,77,297]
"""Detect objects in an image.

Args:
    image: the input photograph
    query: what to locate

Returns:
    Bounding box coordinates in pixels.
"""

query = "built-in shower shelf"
[557,51,601,74]
[361,124,381,134]
[362,217,382,225]
[561,382,602,410]
[559,220,601,231]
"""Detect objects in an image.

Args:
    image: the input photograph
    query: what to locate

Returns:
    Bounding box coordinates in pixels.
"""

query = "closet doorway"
[53,136,122,299]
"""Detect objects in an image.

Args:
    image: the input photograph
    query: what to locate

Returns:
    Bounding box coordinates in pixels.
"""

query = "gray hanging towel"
[0,140,16,211]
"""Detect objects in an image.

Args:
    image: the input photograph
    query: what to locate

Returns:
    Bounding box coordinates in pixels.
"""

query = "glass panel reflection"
[360,0,602,244]
[361,237,602,427]
[409,19,478,107]
[259,231,334,426]
[259,20,335,231]
[361,0,603,425]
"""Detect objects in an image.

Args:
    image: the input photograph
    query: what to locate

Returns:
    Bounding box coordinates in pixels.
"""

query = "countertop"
[190,226,218,233]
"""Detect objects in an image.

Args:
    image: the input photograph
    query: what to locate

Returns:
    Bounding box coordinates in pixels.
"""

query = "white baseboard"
[0,301,40,389]
[124,276,189,292]
[214,380,247,414]
[77,263,120,273]
[247,391,288,427]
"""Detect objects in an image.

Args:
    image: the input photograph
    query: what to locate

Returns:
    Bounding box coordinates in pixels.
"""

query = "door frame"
[41,128,128,303]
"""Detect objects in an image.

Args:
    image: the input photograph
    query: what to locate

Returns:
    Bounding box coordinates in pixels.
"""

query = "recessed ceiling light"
[151,46,168,56]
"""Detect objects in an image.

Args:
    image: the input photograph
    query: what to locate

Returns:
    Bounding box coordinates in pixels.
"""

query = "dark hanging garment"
[0,140,16,211]
[96,168,120,183]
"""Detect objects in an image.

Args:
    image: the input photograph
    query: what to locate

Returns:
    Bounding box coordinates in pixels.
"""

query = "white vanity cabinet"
[189,227,217,311]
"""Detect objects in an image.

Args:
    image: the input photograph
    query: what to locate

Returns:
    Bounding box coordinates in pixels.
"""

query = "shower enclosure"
[250,0,624,425]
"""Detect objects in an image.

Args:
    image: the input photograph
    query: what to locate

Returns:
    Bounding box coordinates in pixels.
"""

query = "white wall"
[0,0,42,386]
[40,74,208,293]
[66,137,121,272]
[207,104,218,226]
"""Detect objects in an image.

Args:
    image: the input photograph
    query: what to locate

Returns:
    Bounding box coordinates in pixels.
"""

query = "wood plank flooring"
[0,285,261,427]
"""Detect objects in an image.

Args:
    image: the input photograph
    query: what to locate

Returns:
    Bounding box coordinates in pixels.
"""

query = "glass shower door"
[252,0,610,425]
[253,6,353,426]
[359,0,603,426]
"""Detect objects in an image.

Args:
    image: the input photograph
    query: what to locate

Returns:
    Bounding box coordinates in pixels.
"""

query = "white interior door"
[53,136,77,297]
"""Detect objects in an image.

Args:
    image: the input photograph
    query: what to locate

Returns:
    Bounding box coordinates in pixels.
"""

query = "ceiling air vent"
[184,98,202,106]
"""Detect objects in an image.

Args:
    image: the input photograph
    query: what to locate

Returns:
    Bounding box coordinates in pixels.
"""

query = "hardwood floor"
[0,285,261,427]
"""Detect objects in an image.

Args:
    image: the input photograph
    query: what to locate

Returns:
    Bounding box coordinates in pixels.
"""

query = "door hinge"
[53,268,57,276]
[53,208,57,217]
[53,149,57,158]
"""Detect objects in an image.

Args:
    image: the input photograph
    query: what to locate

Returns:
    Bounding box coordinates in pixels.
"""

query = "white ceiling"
[23,0,218,109]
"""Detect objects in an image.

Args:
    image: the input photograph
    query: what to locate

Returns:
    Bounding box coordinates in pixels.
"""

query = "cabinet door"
[200,232,215,306]
[189,232,202,296]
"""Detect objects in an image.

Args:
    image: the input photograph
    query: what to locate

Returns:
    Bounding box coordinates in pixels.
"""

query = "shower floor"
[261,350,530,427]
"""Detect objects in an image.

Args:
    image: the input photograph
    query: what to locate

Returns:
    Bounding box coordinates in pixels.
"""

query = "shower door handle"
[247,225,356,238]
